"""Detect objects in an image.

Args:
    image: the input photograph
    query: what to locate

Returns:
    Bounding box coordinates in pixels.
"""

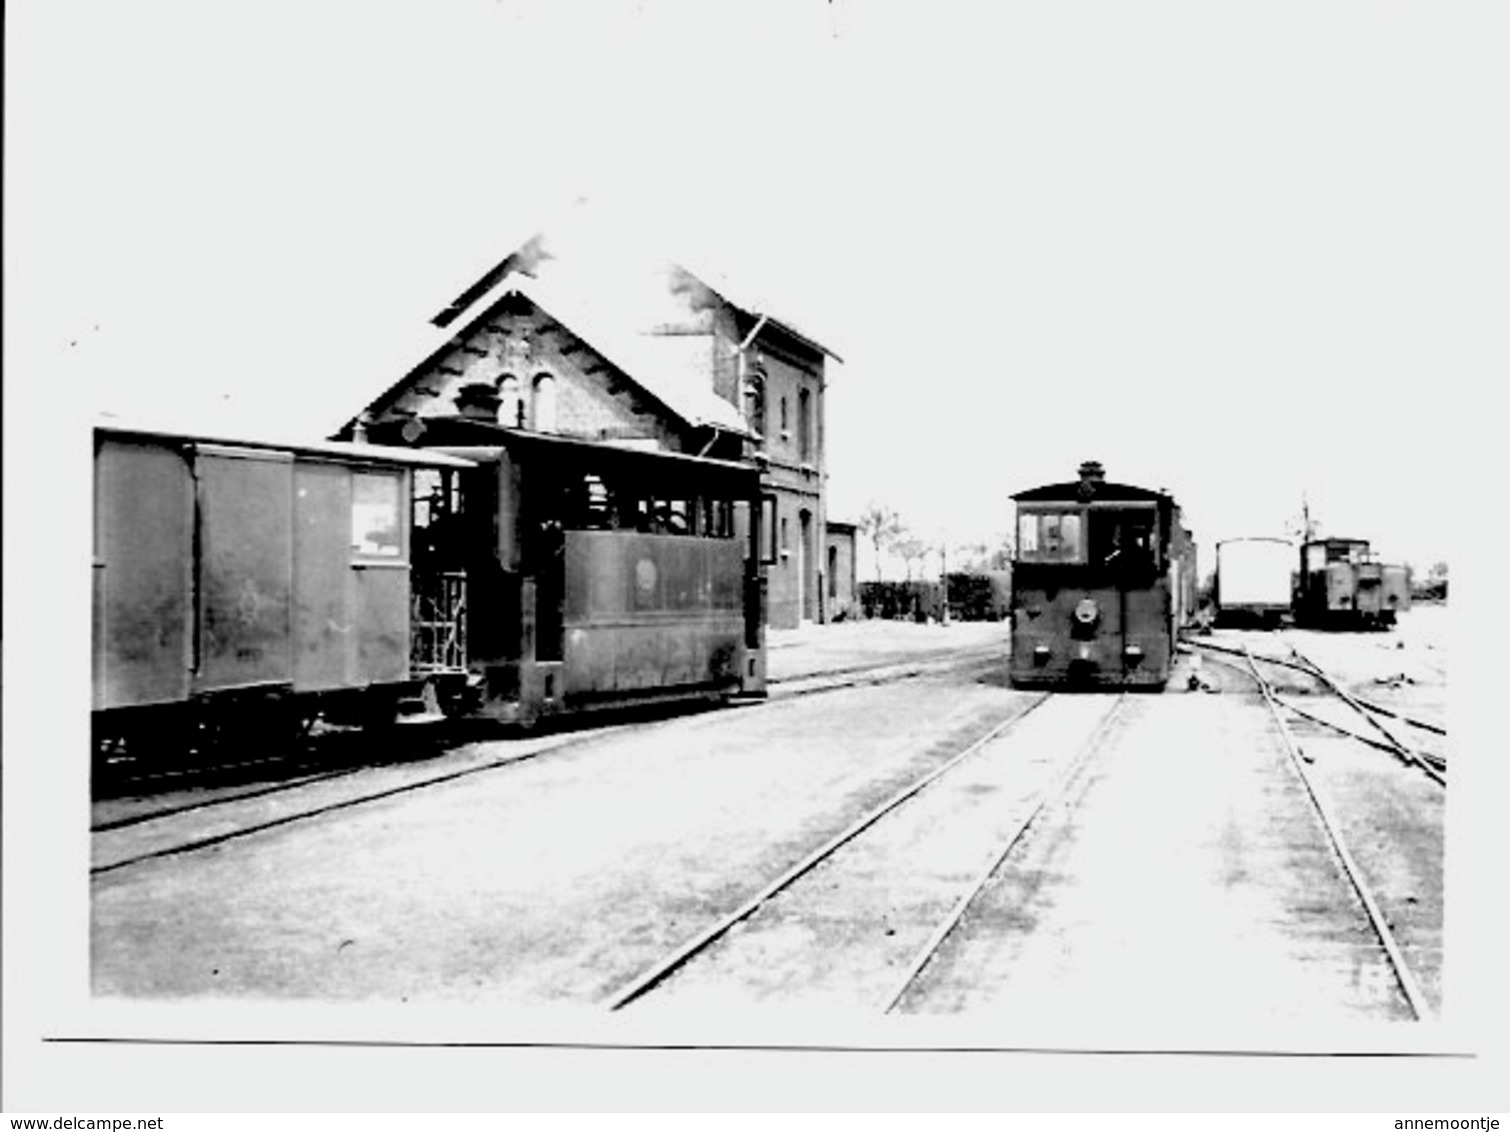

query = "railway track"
[91,645,1012,873]
[1237,644,1434,1021]
[605,692,1127,1012]
[1188,637,1446,786]
[607,658,1440,1021]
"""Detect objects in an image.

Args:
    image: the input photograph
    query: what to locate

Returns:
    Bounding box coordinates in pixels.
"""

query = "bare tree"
[856,503,902,581]
[955,537,1013,573]
[893,533,928,582]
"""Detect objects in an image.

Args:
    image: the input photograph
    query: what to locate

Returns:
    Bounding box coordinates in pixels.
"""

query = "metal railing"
[411,571,467,674]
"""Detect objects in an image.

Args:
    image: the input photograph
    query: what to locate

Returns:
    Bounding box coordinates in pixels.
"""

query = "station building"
[337,224,841,628]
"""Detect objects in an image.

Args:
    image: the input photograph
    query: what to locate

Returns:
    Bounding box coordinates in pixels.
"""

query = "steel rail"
[1284,645,1446,785]
[604,693,1054,1011]
[1191,645,1446,787]
[1271,694,1447,787]
[1242,646,1431,1021]
[90,726,631,875]
[766,649,1006,700]
[95,652,1015,870]
[92,767,356,833]
[879,694,1129,1014]
[101,647,1002,825]
[1186,638,1445,737]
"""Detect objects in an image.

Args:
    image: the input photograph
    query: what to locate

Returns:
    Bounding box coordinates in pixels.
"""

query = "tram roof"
[399,416,762,480]
[95,419,477,469]
[1012,480,1174,504]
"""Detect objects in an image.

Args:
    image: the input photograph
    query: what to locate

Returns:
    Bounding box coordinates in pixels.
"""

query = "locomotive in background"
[1008,461,1196,690]
[1293,536,1410,630]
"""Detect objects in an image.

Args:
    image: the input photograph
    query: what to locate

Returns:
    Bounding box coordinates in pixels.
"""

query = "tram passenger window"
[710,499,732,538]
[578,474,613,530]
[666,499,690,534]
[352,472,403,557]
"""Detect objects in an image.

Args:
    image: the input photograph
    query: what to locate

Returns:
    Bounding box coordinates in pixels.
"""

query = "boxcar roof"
[1012,480,1173,504]
[96,422,477,469]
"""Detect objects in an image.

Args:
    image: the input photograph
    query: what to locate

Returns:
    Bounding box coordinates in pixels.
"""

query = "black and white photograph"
[5,0,1506,1115]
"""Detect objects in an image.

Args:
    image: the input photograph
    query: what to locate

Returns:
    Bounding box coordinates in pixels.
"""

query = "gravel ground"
[766,619,1009,682]
[906,690,1420,1036]
[92,664,1040,1003]
[1189,607,1448,1021]
[90,610,1447,1038]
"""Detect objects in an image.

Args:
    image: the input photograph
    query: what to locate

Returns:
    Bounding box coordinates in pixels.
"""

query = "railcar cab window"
[1088,507,1158,573]
[351,471,404,558]
[1017,510,1082,563]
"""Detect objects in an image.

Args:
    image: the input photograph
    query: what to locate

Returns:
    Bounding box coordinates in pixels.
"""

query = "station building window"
[798,388,812,463]
[496,374,524,427]
[744,372,766,437]
[531,373,557,433]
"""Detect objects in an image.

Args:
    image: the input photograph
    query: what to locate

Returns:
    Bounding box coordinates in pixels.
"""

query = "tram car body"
[1213,537,1295,629]
[372,415,769,726]
[93,425,476,749]
[1009,462,1195,689]
[1294,537,1410,630]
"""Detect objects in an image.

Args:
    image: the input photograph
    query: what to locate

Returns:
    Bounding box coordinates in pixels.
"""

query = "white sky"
[5,2,1509,1107]
[9,0,1503,575]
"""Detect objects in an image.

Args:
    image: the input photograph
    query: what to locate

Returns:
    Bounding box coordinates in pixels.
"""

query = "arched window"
[744,371,766,436]
[496,374,523,427]
[798,388,812,462]
[531,373,557,432]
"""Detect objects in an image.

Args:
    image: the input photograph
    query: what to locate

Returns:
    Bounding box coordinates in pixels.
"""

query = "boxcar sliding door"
[193,445,294,694]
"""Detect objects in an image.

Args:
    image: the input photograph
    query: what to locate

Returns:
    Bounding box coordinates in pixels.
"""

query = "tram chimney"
[1078,460,1106,484]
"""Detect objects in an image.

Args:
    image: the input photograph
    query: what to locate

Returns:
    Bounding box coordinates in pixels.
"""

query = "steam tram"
[1008,462,1195,689]
[93,419,769,761]
[1293,536,1410,630]
[396,416,769,725]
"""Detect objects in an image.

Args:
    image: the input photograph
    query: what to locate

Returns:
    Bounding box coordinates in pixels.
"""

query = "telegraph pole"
[940,539,951,627]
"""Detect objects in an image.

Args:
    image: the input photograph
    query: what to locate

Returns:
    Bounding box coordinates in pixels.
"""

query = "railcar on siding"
[1009,461,1195,689]
[1214,537,1295,629]
[92,424,477,756]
